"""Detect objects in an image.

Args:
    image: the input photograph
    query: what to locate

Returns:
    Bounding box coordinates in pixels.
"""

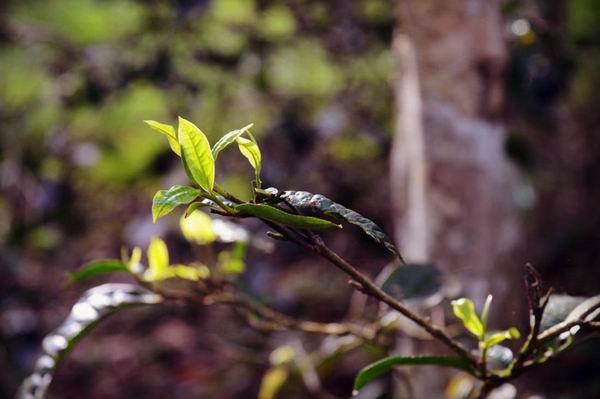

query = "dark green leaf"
[381,263,442,299]
[280,191,401,258]
[18,284,162,399]
[178,117,215,192]
[565,295,600,323]
[152,185,201,223]
[69,260,130,283]
[353,355,472,393]
[235,203,341,231]
[541,295,589,331]
[211,123,253,160]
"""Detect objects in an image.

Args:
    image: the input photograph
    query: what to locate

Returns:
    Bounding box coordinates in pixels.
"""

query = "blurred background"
[0,0,599,398]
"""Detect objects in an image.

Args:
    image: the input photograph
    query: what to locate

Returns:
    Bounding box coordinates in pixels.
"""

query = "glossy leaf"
[451,298,484,338]
[18,284,162,399]
[145,237,169,281]
[353,355,472,393]
[565,295,600,323]
[280,190,401,258]
[381,263,442,300]
[541,295,590,331]
[143,120,181,156]
[484,328,520,348]
[152,185,201,223]
[211,123,254,160]
[68,260,130,283]
[235,203,341,231]
[177,116,215,192]
[237,134,262,186]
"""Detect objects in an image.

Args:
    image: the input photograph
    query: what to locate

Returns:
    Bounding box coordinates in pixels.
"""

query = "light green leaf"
[258,366,290,399]
[212,123,254,160]
[353,355,472,393]
[481,294,493,330]
[177,116,215,192]
[484,328,520,348]
[237,134,262,186]
[180,210,217,245]
[152,185,201,223]
[218,241,248,274]
[145,237,170,281]
[280,190,402,258]
[68,260,130,283]
[235,203,341,231]
[144,120,181,156]
[451,298,484,338]
[171,264,211,281]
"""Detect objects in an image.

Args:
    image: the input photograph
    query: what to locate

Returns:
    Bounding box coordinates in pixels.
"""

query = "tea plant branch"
[148,282,377,340]
[250,215,478,368]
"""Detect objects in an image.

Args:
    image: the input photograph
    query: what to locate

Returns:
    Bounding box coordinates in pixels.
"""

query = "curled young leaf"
[236,133,262,187]
[144,120,181,156]
[211,123,254,160]
[177,117,215,192]
[18,284,162,399]
[235,203,341,231]
[279,191,401,259]
[451,298,484,338]
[152,185,201,223]
[353,355,472,394]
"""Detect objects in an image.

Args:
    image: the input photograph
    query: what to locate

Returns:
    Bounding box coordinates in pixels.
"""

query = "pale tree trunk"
[390,1,521,397]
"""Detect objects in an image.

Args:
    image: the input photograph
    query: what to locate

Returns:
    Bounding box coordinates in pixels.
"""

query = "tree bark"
[390,1,520,396]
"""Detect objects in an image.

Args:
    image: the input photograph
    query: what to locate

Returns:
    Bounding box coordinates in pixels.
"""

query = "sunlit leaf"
[381,263,442,300]
[235,203,341,231]
[280,190,401,258]
[237,134,262,187]
[484,328,520,348]
[481,294,493,330]
[211,123,254,160]
[353,355,472,394]
[171,264,210,281]
[218,241,247,274]
[68,260,130,283]
[177,117,215,192]
[258,366,289,399]
[127,246,143,273]
[145,237,169,281]
[152,185,201,223]
[144,120,181,156]
[451,298,484,338]
[180,210,217,245]
[18,284,161,399]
